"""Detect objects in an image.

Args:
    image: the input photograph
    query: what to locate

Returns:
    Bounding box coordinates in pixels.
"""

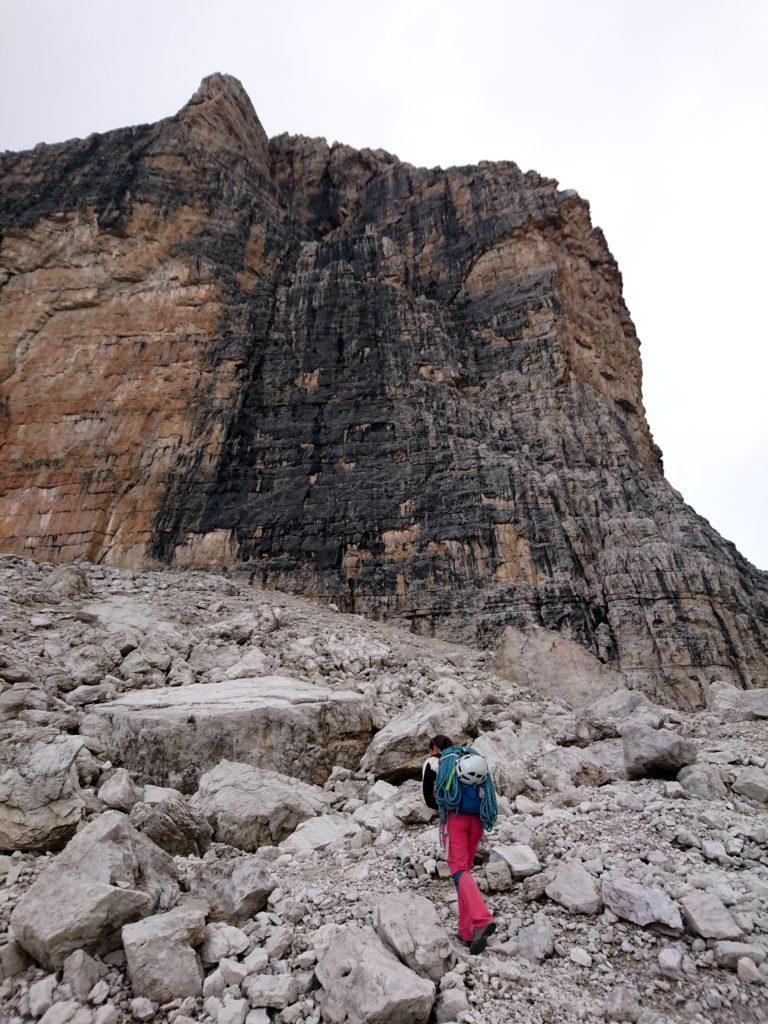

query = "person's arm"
[422,758,438,810]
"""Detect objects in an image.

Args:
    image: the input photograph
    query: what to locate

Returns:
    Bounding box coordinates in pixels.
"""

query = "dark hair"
[429,735,453,752]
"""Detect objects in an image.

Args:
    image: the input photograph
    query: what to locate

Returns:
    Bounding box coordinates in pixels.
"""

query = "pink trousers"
[446,813,494,941]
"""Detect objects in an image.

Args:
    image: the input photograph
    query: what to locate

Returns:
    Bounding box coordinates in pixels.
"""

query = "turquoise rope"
[435,744,498,831]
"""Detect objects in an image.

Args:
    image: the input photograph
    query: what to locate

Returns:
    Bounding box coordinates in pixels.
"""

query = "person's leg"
[446,814,473,941]
[465,817,493,933]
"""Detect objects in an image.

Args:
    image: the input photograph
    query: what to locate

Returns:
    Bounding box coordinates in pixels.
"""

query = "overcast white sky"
[1,0,766,568]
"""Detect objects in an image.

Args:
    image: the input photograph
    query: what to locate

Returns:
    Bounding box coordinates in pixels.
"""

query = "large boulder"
[570,689,669,745]
[360,700,475,779]
[602,875,683,930]
[706,681,768,722]
[374,893,455,982]
[732,767,768,803]
[681,892,743,939]
[492,624,627,708]
[472,727,529,797]
[122,905,206,1002]
[83,676,372,791]
[622,725,697,779]
[315,925,436,1024]
[188,856,277,921]
[279,814,363,854]
[191,760,327,850]
[11,811,178,968]
[0,725,85,851]
[129,795,213,855]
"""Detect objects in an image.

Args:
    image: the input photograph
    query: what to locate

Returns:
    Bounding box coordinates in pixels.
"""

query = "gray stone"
[601,875,682,930]
[0,725,85,851]
[315,925,435,1023]
[89,677,372,791]
[29,973,57,1016]
[492,624,626,708]
[199,923,250,965]
[544,861,602,914]
[681,891,743,939]
[374,892,455,982]
[243,974,299,1009]
[129,795,213,856]
[517,913,554,962]
[62,949,108,1002]
[192,760,328,851]
[677,763,727,799]
[11,811,178,968]
[713,941,767,969]
[732,767,768,803]
[490,843,541,878]
[98,769,144,812]
[122,905,206,1002]
[279,814,362,854]
[623,725,697,779]
[189,856,276,922]
[360,698,475,779]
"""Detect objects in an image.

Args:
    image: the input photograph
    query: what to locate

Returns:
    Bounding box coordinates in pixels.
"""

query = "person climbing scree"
[435,743,498,954]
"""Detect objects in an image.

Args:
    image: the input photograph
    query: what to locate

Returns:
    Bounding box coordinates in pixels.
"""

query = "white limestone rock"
[122,905,206,1002]
[315,925,435,1023]
[374,892,455,982]
[601,875,683,930]
[191,760,327,851]
[11,811,178,968]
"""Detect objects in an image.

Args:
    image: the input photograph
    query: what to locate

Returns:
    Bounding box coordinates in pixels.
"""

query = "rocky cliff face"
[1,74,766,705]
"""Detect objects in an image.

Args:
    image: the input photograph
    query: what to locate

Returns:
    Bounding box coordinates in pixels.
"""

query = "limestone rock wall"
[1,74,766,703]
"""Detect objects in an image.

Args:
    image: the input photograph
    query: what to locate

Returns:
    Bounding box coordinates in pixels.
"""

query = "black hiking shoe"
[469,921,496,955]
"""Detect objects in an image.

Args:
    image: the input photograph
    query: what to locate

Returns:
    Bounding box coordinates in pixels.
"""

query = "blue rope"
[435,744,498,831]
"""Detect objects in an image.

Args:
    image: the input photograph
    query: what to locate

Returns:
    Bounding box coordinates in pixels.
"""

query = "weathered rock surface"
[86,676,373,790]
[360,699,474,779]
[601,875,683,930]
[622,725,697,779]
[11,811,177,967]
[374,892,455,982]
[191,760,327,850]
[492,624,626,707]
[129,794,213,855]
[188,855,276,921]
[315,925,435,1023]
[122,905,205,1002]
[0,726,85,851]
[1,73,766,704]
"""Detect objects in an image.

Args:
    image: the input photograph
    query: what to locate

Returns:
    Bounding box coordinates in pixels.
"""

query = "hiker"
[422,734,452,811]
[435,744,499,954]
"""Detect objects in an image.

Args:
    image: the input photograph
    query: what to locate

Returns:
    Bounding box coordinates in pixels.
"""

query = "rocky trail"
[0,555,767,1024]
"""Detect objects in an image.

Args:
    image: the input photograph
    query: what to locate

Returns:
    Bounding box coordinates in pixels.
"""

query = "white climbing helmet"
[456,752,489,785]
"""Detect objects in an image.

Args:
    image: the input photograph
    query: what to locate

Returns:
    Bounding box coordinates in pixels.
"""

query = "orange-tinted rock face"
[0,74,766,703]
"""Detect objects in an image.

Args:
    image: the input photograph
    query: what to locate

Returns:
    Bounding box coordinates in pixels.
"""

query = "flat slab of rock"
[191,760,328,851]
[84,676,372,790]
[490,843,541,878]
[11,811,177,968]
[123,905,205,1002]
[374,892,455,982]
[316,925,435,1023]
[0,725,85,851]
[732,767,768,803]
[545,861,602,914]
[681,892,743,939]
[279,814,362,854]
[602,875,682,930]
